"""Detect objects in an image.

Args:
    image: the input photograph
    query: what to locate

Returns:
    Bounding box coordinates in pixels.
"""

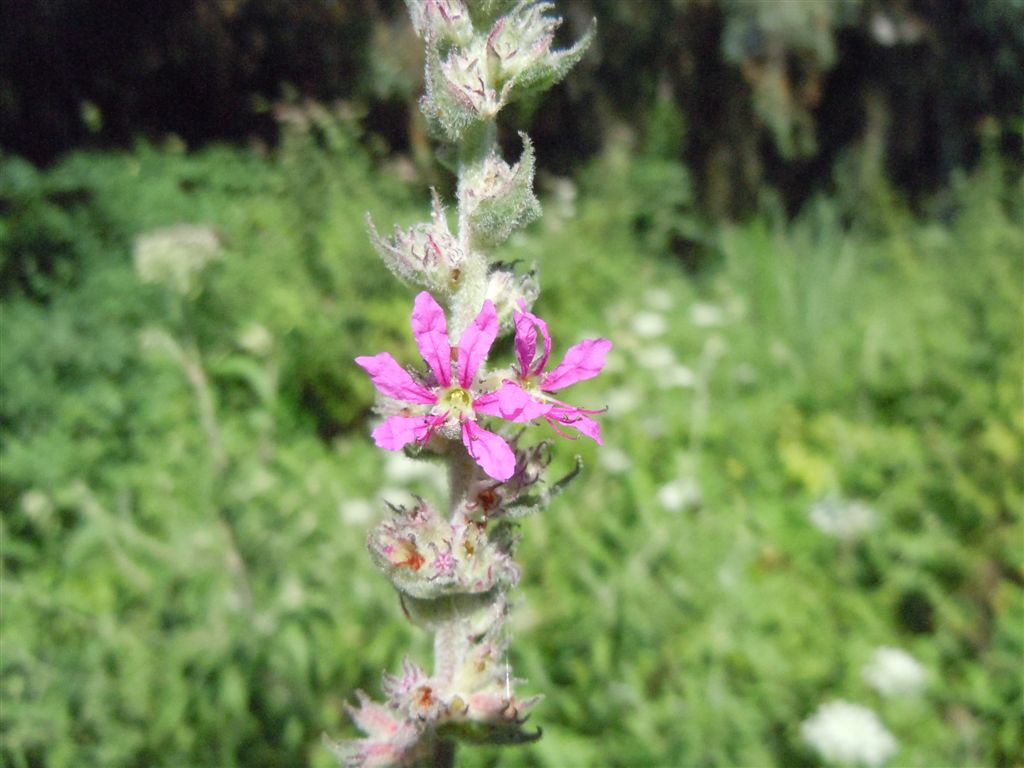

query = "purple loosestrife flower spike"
[475,300,612,443]
[337,3,597,763]
[356,291,516,481]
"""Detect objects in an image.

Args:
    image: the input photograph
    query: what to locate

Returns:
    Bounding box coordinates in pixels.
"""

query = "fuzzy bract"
[366,190,465,293]
[367,498,521,599]
[417,0,593,140]
[462,133,541,249]
[327,690,428,767]
[484,264,539,329]
[485,1,594,97]
[406,0,474,47]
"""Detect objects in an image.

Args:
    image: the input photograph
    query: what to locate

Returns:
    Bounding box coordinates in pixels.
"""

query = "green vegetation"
[1,112,1021,767]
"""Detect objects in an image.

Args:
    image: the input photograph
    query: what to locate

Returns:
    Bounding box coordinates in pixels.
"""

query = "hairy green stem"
[424,117,503,768]
[447,443,479,522]
[450,119,497,339]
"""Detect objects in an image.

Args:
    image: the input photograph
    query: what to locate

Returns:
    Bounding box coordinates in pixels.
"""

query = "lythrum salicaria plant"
[328,1,605,766]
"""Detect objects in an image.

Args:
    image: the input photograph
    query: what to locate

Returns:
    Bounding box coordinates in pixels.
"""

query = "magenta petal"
[540,338,613,391]
[371,415,434,450]
[513,302,552,378]
[411,291,451,387]
[457,300,498,387]
[461,419,515,481]
[547,406,603,444]
[474,381,550,422]
[345,690,402,738]
[355,353,436,404]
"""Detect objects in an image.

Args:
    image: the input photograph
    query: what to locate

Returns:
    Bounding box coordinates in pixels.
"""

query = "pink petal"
[461,419,515,481]
[513,302,552,378]
[345,691,401,738]
[547,406,603,444]
[371,414,435,451]
[411,291,451,387]
[540,338,613,391]
[457,300,498,387]
[355,353,436,404]
[473,381,550,422]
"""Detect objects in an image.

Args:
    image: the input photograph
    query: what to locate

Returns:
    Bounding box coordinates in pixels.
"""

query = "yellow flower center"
[520,377,543,397]
[439,386,474,418]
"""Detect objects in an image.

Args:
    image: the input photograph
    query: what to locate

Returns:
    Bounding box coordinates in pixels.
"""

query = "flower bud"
[422,41,509,140]
[484,264,539,330]
[382,659,450,721]
[367,499,520,599]
[463,133,541,249]
[366,190,465,294]
[406,0,474,47]
[485,1,594,99]
[327,690,426,767]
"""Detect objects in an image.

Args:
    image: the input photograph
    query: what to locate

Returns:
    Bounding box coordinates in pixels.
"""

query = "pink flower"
[356,291,516,481]
[475,301,611,443]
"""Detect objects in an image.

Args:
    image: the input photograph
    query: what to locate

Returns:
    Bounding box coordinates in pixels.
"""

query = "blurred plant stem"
[165,310,254,612]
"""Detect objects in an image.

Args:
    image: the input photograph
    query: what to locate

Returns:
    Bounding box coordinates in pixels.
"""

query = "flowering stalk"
[330,2,601,766]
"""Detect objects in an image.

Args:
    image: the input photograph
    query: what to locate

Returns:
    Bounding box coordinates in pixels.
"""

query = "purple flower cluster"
[357,291,611,481]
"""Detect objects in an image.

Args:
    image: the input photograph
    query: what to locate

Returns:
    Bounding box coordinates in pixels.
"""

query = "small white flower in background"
[20,490,53,524]
[690,301,725,327]
[138,326,181,358]
[809,496,877,541]
[383,452,449,494]
[239,465,275,497]
[383,451,433,484]
[644,288,675,311]
[238,323,273,357]
[280,575,305,610]
[658,364,696,389]
[133,224,222,294]
[601,347,626,374]
[801,700,898,767]
[631,311,667,338]
[634,344,677,371]
[545,175,577,222]
[656,477,701,513]
[732,363,758,385]
[339,498,374,526]
[599,446,632,475]
[605,386,641,415]
[863,647,928,698]
[377,486,415,507]
[640,416,667,438]
[703,333,729,360]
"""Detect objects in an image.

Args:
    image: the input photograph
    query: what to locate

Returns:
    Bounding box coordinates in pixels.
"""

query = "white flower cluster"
[133,224,222,294]
[656,476,701,513]
[801,700,898,767]
[809,495,877,541]
[862,646,928,698]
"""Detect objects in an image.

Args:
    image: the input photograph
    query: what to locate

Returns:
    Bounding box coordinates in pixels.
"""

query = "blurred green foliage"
[1,109,1022,767]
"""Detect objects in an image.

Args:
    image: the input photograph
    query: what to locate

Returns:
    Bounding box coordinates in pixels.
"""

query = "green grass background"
[1,112,1022,767]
